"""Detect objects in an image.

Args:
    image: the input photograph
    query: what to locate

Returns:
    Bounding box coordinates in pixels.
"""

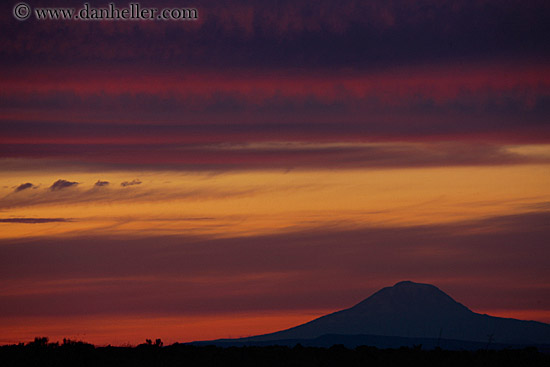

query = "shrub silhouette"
[1,339,549,367]
[28,337,49,347]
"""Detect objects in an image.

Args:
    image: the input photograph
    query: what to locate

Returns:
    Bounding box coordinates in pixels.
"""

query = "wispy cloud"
[94,180,109,187]
[50,179,78,191]
[14,183,35,193]
[121,179,141,187]
[0,181,258,210]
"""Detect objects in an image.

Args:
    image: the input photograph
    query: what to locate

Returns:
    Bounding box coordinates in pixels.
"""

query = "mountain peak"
[394,280,416,286]
[394,280,426,287]
[392,280,442,292]
[351,280,467,316]
[392,280,442,291]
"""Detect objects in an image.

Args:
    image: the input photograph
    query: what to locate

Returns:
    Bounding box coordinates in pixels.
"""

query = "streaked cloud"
[1,1,548,69]
[0,211,548,318]
[0,218,71,224]
[1,142,549,172]
[1,65,548,143]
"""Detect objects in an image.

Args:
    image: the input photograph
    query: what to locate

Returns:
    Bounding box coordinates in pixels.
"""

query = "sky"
[1,0,549,345]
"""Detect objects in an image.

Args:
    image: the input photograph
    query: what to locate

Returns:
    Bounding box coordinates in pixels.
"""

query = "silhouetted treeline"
[1,337,549,367]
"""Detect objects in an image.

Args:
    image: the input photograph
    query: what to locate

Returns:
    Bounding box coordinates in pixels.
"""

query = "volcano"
[201,281,550,349]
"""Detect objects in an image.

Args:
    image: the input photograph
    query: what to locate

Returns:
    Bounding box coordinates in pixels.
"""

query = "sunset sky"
[1,0,549,345]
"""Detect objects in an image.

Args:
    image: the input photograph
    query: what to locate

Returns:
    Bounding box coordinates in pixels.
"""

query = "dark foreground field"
[1,339,549,367]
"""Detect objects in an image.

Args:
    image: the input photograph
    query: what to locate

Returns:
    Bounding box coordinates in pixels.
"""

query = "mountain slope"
[239,281,550,345]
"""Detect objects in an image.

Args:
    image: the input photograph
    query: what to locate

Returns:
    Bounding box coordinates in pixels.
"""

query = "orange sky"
[1,160,550,344]
[2,160,550,239]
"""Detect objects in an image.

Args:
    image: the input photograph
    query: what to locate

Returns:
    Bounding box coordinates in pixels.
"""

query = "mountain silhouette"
[215,281,550,347]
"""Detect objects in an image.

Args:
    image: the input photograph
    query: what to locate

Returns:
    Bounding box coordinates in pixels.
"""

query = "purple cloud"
[14,183,35,192]
[121,179,142,187]
[94,180,110,187]
[50,179,78,191]
[0,218,71,224]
